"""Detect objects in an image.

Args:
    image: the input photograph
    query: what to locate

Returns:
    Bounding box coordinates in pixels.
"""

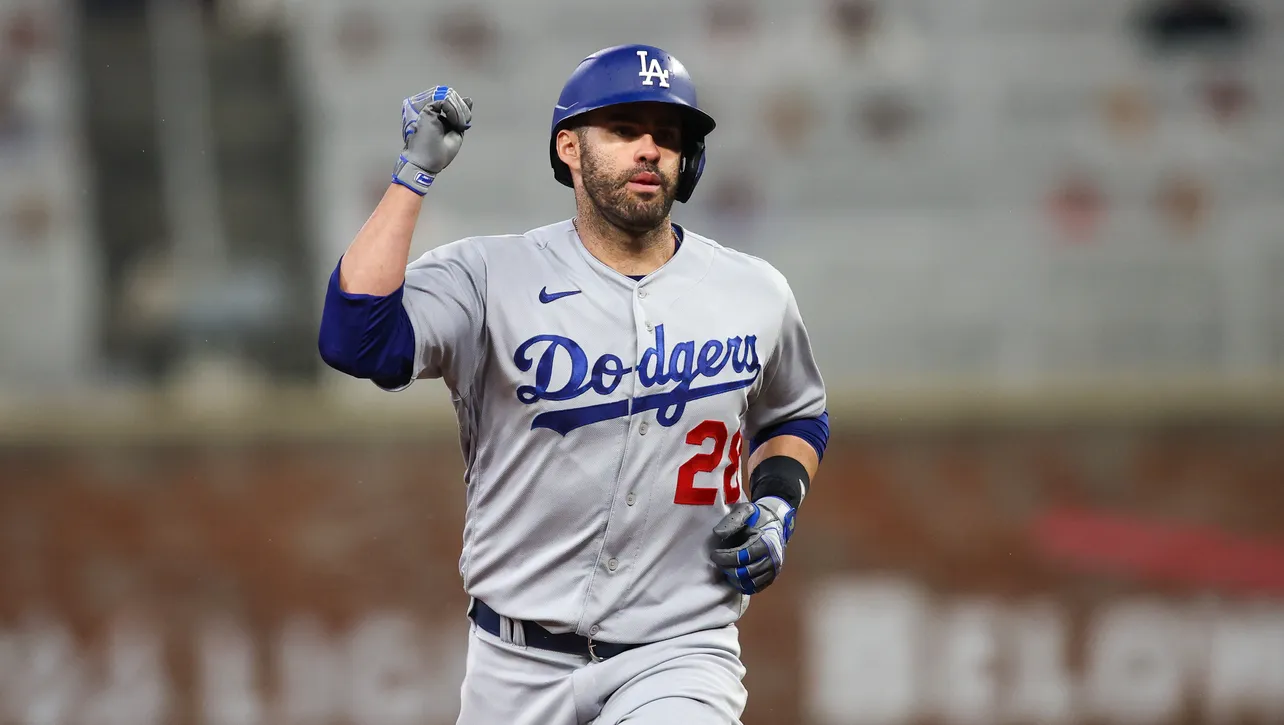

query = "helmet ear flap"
[675,139,706,204]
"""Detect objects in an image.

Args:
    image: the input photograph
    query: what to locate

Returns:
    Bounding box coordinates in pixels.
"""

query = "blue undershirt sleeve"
[317,258,416,389]
[749,411,829,462]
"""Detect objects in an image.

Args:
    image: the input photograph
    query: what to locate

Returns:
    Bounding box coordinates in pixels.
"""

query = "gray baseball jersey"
[386,218,826,644]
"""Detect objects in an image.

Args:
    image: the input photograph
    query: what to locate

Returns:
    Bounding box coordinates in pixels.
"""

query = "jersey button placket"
[581,282,652,636]
[636,289,654,442]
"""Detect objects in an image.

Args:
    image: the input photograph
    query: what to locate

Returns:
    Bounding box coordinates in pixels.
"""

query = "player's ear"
[555,127,581,174]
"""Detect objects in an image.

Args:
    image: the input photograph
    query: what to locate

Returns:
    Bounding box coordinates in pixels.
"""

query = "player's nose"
[634,134,661,164]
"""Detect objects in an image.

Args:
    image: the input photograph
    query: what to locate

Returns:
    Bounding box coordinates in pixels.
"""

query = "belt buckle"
[587,638,603,663]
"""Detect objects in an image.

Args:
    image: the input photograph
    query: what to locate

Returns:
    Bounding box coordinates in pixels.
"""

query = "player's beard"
[579,144,678,234]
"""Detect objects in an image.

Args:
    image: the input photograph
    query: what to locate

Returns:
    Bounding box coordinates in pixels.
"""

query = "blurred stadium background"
[2,0,1283,723]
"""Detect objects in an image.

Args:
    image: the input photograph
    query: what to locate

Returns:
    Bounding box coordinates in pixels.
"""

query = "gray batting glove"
[710,496,796,595]
[392,86,473,196]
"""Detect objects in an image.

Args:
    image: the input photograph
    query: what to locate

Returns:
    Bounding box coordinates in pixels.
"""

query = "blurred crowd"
[0,0,1281,401]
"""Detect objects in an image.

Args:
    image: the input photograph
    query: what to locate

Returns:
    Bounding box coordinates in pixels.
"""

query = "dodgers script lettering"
[513,324,761,435]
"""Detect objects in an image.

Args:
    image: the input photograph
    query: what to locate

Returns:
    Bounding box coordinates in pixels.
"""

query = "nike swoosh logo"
[539,287,582,304]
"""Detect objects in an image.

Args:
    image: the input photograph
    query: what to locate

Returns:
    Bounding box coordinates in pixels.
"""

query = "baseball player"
[318,45,828,724]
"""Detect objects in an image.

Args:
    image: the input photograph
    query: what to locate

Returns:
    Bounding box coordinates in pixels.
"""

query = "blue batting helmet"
[549,44,716,203]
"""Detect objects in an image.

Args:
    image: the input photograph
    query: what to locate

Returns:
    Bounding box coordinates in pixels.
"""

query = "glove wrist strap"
[755,496,793,521]
[392,155,434,196]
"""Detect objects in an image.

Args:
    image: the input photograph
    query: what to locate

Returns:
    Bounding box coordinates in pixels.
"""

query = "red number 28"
[674,420,742,505]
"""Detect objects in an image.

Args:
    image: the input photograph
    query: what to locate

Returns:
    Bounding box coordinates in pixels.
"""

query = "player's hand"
[709,496,796,595]
[392,86,473,196]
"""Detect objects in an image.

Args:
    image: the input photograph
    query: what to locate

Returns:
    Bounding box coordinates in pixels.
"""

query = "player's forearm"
[748,435,818,481]
[317,184,423,383]
[338,183,425,296]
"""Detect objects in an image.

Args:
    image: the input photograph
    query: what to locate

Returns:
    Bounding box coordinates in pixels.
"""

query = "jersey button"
[607,558,618,571]
[589,625,600,636]
[638,289,649,299]
[644,321,653,332]
[639,422,649,435]
[626,493,636,506]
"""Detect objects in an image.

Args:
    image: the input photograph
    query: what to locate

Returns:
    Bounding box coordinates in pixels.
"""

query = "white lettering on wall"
[2,591,1280,725]
[0,610,465,725]
[7,617,83,725]
[804,577,1284,725]
[930,600,999,725]
[804,578,926,725]
[77,616,169,725]
[1084,600,1187,725]
[1003,600,1074,725]
[199,618,263,725]
[1203,605,1284,724]
[348,613,433,725]
[275,616,343,724]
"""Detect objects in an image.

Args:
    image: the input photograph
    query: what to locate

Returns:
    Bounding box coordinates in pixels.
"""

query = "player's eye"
[654,128,681,148]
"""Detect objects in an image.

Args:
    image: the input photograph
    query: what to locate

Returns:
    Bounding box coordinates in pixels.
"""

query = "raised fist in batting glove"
[392,86,473,196]
[710,496,796,595]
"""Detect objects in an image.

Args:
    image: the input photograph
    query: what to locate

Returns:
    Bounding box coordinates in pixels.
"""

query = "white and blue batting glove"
[392,86,473,195]
[710,496,796,595]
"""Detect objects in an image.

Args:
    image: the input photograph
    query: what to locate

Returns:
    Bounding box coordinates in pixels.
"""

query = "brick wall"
[2,423,1282,725]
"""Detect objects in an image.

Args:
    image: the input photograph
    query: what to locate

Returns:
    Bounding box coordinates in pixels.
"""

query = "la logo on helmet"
[636,50,670,88]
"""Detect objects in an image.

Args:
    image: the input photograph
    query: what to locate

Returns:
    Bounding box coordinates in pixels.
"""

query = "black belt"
[469,600,643,662]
